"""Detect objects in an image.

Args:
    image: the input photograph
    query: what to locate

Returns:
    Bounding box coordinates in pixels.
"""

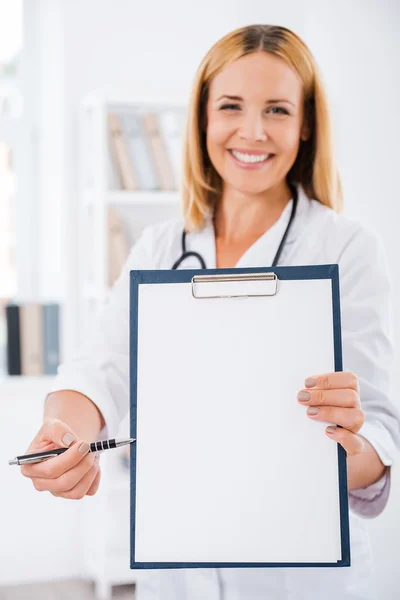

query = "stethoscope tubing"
[171,183,298,270]
[171,230,207,270]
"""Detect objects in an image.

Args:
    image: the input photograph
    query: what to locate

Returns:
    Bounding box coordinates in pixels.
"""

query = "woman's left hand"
[297,372,366,456]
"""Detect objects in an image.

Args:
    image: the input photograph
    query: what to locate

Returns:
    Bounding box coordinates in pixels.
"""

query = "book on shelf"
[107,112,139,191]
[108,130,122,190]
[140,111,176,191]
[5,304,21,376]
[43,304,60,375]
[20,303,43,376]
[108,207,130,286]
[158,109,186,189]
[106,105,185,192]
[119,111,159,190]
[5,302,61,376]
[83,207,130,291]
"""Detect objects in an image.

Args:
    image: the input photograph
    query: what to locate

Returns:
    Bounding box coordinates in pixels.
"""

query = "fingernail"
[298,391,311,402]
[62,433,77,447]
[327,426,337,434]
[95,451,100,461]
[305,377,317,388]
[78,442,90,454]
[307,407,319,415]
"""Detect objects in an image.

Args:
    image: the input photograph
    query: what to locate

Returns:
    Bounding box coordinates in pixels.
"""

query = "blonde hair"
[181,24,343,232]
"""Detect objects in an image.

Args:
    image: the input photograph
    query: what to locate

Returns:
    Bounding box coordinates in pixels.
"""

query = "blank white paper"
[133,278,342,564]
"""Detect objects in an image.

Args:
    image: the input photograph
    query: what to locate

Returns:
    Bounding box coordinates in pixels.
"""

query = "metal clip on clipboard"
[191,272,278,299]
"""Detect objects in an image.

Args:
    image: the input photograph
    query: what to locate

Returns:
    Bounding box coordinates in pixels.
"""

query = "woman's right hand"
[21,418,101,499]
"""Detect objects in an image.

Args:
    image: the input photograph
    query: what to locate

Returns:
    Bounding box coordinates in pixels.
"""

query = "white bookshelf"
[84,190,180,209]
[78,92,186,599]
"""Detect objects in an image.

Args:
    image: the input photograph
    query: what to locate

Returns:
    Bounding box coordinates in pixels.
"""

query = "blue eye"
[220,104,239,110]
[219,104,289,115]
[269,107,289,115]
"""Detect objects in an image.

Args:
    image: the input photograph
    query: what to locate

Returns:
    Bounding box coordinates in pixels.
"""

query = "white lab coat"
[50,183,400,600]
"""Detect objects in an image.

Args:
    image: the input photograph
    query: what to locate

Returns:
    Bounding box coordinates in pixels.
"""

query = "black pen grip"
[18,438,118,460]
[89,439,117,452]
[11,438,123,465]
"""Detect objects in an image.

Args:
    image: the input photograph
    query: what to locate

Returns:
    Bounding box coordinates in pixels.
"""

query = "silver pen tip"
[115,438,136,448]
[9,459,18,466]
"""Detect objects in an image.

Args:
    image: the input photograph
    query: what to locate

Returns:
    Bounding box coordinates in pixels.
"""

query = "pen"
[8,437,136,466]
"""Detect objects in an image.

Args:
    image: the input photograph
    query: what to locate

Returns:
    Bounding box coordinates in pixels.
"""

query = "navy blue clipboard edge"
[129,264,350,570]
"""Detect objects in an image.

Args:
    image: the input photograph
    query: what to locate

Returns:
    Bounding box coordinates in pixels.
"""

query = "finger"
[51,461,100,500]
[304,372,359,393]
[306,405,365,434]
[86,465,101,496]
[297,388,360,408]
[21,440,93,480]
[325,426,365,456]
[31,448,97,493]
[28,418,78,452]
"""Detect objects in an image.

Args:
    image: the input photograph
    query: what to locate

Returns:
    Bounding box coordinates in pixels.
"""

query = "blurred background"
[0,0,399,599]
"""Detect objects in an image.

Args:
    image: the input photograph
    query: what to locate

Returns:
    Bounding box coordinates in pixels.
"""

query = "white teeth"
[231,150,270,164]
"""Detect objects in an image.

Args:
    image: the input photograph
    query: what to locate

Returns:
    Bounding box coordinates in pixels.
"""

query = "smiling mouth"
[228,149,275,166]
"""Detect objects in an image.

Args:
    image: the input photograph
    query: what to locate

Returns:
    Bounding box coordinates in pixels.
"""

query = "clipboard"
[129,265,350,570]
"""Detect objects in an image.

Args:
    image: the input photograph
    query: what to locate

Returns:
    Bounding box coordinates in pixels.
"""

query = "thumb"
[30,418,78,450]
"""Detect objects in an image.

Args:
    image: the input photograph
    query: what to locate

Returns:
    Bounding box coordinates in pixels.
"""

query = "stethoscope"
[171,182,298,270]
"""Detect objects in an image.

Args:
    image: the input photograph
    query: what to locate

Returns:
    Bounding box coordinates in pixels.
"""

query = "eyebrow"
[216,94,295,106]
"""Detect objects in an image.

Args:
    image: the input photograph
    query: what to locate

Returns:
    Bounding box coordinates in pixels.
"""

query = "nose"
[238,110,267,142]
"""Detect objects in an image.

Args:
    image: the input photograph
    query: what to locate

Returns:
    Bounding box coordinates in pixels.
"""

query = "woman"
[21,24,400,600]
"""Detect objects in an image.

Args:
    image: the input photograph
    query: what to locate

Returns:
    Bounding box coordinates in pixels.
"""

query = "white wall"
[302,3,400,598]
[6,0,399,594]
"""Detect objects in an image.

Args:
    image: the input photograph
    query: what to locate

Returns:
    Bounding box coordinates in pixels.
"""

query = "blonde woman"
[21,24,400,600]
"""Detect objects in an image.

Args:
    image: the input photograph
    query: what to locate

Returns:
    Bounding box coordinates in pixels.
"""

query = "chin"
[224,177,276,196]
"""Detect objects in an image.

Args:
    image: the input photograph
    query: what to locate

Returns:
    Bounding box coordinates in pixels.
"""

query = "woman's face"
[206,51,307,196]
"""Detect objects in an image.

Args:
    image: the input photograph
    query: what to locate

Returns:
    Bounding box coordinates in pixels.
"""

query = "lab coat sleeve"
[338,225,400,517]
[46,226,156,438]
[348,466,391,518]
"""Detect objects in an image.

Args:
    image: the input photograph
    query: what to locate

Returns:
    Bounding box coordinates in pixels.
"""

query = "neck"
[213,181,293,244]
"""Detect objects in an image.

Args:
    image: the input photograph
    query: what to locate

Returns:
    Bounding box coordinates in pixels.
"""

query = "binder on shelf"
[129,265,350,569]
[140,112,177,191]
[5,304,21,375]
[120,112,159,191]
[108,207,130,286]
[107,113,138,191]
[158,108,185,189]
[108,135,122,190]
[43,304,60,375]
[5,302,61,376]
[20,303,44,376]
